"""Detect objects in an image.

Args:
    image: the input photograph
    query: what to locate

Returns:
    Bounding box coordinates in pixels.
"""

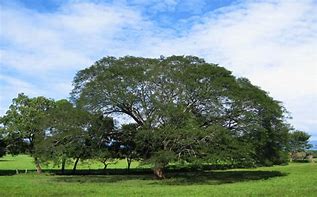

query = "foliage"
[307,150,317,158]
[118,123,139,170]
[39,100,116,172]
[0,93,55,172]
[288,130,311,161]
[37,99,93,172]
[0,56,297,177]
[71,55,291,175]
[288,130,312,152]
[87,114,117,169]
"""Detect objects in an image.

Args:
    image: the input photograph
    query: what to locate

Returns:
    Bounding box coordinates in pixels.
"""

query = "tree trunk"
[127,158,132,172]
[34,157,42,174]
[153,167,165,179]
[103,162,108,170]
[72,157,80,173]
[61,158,66,174]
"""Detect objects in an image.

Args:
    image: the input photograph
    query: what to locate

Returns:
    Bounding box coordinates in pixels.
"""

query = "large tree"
[71,56,290,178]
[0,93,54,173]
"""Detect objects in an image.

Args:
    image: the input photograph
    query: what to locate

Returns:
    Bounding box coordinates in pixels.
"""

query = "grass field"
[0,155,316,196]
[0,155,141,170]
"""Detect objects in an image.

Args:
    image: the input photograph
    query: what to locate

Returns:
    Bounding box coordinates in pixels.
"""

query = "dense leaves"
[71,56,292,177]
[0,93,55,172]
[288,130,312,160]
[0,56,305,178]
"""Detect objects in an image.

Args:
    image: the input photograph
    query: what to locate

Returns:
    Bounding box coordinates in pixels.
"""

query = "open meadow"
[0,155,316,197]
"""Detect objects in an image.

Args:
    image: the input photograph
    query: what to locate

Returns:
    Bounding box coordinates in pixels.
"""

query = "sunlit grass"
[0,154,140,170]
[0,155,316,196]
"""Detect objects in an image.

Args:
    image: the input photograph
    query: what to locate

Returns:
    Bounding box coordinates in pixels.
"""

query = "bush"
[292,159,310,163]
[307,150,317,158]
[291,152,306,161]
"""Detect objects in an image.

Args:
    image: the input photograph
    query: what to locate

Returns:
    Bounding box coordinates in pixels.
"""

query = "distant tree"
[0,93,54,173]
[288,130,312,160]
[71,56,291,178]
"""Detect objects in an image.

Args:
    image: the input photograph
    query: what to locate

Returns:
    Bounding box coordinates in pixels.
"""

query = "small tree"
[42,99,92,173]
[288,130,312,160]
[0,93,54,173]
[119,124,139,171]
[87,114,117,170]
[92,149,117,170]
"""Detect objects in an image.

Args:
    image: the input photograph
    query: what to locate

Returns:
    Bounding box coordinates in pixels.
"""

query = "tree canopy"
[71,55,291,177]
[0,56,305,178]
[0,93,55,172]
[288,130,312,160]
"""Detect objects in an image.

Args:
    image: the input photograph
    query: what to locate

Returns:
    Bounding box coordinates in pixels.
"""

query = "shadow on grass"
[160,170,286,185]
[0,165,286,185]
[50,169,286,185]
[0,169,30,176]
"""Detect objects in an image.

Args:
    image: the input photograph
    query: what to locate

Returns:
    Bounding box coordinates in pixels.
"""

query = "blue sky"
[0,0,317,140]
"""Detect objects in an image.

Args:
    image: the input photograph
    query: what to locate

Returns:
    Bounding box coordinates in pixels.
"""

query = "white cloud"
[178,0,317,138]
[0,0,316,139]
[0,75,40,96]
[0,1,153,115]
[0,2,147,73]
[129,0,317,138]
[0,74,41,114]
[0,73,75,114]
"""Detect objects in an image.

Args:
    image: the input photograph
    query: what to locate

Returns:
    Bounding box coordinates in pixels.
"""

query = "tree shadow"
[52,169,286,185]
[53,174,154,184]
[0,169,33,176]
[159,170,286,185]
[0,166,287,185]
[0,170,16,176]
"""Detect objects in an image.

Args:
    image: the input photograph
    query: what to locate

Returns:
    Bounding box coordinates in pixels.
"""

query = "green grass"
[0,155,316,196]
[0,155,140,170]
